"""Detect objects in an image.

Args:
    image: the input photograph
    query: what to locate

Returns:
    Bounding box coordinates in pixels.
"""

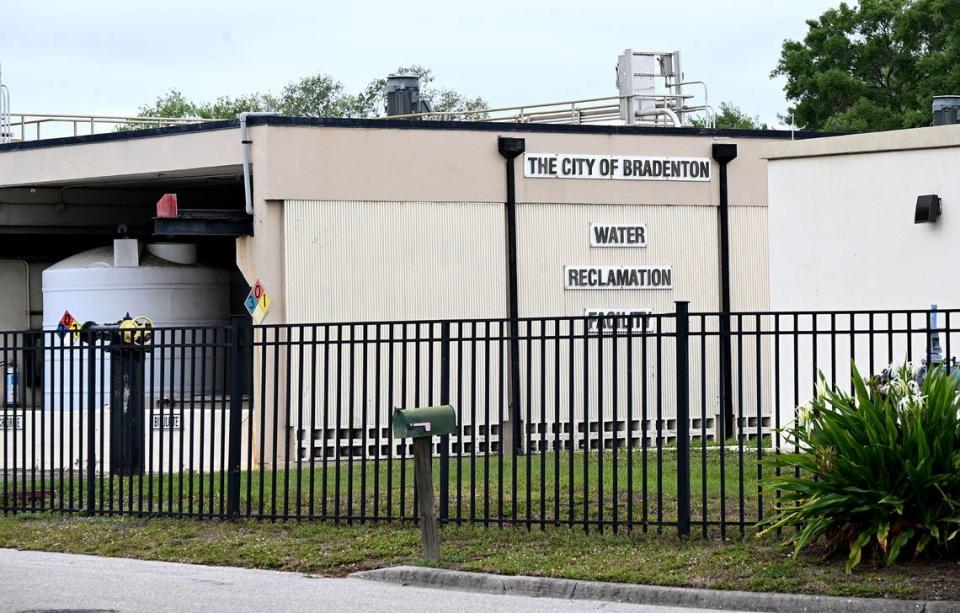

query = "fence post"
[675,301,691,538]
[85,331,96,517]
[226,316,245,519]
[439,321,451,524]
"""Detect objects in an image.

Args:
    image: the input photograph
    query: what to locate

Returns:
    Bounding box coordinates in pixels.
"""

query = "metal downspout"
[498,136,526,457]
[712,143,738,439]
[240,112,280,216]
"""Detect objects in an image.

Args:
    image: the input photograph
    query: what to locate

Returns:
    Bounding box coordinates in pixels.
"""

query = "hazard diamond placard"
[244,279,271,325]
[56,311,78,341]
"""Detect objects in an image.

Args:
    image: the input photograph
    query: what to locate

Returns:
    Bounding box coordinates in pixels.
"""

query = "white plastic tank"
[42,241,231,410]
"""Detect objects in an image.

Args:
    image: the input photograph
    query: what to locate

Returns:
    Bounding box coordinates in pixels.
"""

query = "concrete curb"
[352,566,959,613]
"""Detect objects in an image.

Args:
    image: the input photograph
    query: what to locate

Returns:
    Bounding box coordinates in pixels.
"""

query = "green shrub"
[759,363,960,572]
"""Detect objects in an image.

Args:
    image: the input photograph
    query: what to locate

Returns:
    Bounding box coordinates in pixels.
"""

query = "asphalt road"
[0,548,751,613]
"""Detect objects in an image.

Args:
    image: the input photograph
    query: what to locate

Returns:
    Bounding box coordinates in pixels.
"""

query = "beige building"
[0,118,799,322]
[0,118,819,465]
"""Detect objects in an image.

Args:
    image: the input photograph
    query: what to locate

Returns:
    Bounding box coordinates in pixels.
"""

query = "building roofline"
[247,115,830,139]
[0,115,830,154]
[764,124,960,160]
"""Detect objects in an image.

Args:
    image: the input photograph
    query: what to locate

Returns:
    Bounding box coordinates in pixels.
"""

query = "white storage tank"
[42,240,231,410]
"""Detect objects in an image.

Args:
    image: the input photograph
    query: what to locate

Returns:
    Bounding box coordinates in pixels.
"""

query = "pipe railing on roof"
[2,90,717,143]
[0,65,10,144]
[5,113,205,142]
[379,92,713,127]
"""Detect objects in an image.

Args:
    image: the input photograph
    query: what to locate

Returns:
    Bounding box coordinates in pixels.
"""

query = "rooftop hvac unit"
[385,76,431,117]
[616,50,656,123]
[933,95,960,126]
[616,49,685,127]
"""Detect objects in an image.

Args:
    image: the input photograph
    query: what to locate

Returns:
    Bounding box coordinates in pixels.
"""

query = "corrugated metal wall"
[729,206,770,312]
[281,200,772,459]
[284,200,771,322]
[515,203,722,314]
[284,200,506,323]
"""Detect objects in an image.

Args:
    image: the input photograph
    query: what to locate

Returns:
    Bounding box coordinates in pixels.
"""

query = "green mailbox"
[393,404,456,562]
[392,405,457,439]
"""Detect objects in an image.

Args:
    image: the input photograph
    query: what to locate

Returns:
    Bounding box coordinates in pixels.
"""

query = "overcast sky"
[2,0,841,126]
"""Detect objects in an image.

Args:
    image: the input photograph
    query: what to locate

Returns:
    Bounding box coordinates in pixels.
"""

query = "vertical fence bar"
[456,322,463,525]
[335,326,343,522]
[498,320,506,528]
[755,313,763,526]
[399,324,407,519]
[567,319,574,527]
[218,330,228,517]
[655,316,663,533]
[627,319,635,531]
[641,321,649,533]
[484,321,492,527]
[346,324,355,525]
[471,321,478,524]
[189,329,197,516]
[85,333,96,516]
[675,302,691,538]
[439,321,451,524]
[359,324,368,523]
[596,316,604,533]
[386,324,394,520]
[227,318,244,519]
[582,317,590,533]
[539,320,547,530]
[28,334,37,511]
[298,326,307,521]
[2,333,8,514]
[524,320,532,530]
[553,318,561,527]
[611,317,619,534]
[717,314,727,539]
[773,314,781,536]
[736,314,745,536]
[371,324,380,521]
[700,314,708,537]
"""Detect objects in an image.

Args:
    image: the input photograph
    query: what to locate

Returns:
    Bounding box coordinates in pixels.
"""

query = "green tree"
[135,67,487,122]
[690,102,768,129]
[774,0,960,132]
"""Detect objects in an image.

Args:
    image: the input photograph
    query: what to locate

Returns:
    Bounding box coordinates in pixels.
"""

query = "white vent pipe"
[636,107,680,127]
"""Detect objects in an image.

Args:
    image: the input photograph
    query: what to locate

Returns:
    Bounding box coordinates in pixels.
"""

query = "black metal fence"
[1,306,954,537]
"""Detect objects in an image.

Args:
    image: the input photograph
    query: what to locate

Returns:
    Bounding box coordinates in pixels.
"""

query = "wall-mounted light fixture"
[915,194,942,224]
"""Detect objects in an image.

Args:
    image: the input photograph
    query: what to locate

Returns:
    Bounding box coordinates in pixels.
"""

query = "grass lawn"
[0,514,958,601]
[4,446,772,536]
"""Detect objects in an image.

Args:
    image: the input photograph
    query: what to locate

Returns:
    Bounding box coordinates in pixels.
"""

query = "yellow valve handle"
[119,315,154,346]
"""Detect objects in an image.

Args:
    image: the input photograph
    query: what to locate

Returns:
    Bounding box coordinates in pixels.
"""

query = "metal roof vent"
[385,75,431,118]
[932,95,960,126]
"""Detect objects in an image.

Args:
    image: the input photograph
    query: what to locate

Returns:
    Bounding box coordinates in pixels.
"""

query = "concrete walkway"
[0,548,748,613]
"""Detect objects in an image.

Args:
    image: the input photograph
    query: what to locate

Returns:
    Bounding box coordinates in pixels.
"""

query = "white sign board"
[1,415,23,431]
[565,266,672,290]
[152,414,181,430]
[586,308,653,334]
[590,224,646,248]
[525,153,711,182]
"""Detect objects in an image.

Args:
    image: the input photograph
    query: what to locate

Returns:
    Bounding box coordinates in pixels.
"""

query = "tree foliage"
[136,66,487,121]
[690,102,768,130]
[774,0,960,132]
